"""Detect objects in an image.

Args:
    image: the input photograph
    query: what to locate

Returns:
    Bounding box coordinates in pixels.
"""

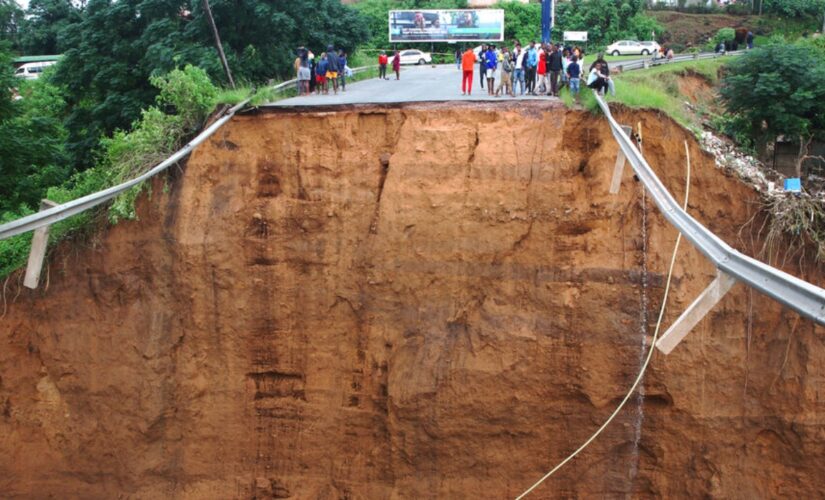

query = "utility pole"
[202,0,236,89]
[541,0,553,44]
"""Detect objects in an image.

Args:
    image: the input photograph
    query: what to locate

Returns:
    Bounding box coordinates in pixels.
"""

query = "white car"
[605,40,661,56]
[389,49,432,66]
[14,61,57,80]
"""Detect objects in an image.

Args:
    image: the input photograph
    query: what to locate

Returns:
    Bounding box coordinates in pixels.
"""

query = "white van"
[14,61,57,80]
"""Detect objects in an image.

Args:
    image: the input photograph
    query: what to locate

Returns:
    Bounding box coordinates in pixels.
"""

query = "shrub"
[0,65,221,278]
[713,28,736,46]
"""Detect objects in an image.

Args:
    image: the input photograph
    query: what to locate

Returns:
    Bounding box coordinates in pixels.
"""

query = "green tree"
[720,43,825,176]
[0,0,24,47]
[53,0,369,169]
[19,0,83,55]
[761,0,825,18]
[0,46,70,214]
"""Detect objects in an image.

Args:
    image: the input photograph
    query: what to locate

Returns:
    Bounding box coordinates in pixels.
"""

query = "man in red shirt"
[461,47,477,95]
[378,51,389,80]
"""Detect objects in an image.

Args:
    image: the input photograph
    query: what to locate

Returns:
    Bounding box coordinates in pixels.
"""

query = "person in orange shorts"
[315,53,328,94]
[325,45,341,94]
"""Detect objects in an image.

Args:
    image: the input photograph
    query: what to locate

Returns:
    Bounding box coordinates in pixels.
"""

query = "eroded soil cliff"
[2,102,824,499]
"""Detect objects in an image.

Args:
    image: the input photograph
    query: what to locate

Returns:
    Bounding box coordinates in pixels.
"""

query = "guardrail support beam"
[24,199,58,290]
[609,125,634,194]
[656,271,737,355]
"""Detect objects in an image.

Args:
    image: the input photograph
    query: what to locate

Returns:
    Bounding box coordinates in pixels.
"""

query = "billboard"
[389,10,505,43]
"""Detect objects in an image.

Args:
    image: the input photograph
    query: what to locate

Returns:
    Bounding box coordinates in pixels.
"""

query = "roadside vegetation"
[560,58,724,132]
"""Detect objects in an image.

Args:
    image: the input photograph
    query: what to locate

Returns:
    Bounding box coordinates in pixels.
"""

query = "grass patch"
[559,58,727,133]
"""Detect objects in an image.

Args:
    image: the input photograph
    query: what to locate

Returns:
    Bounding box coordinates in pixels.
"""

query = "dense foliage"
[19,0,82,55]
[0,0,23,46]
[0,46,70,215]
[720,41,825,165]
[760,0,825,18]
[0,64,220,277]
[44,0,368,169]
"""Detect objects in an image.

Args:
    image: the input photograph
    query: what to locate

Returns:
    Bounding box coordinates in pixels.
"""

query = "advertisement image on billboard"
[389,9,504,43]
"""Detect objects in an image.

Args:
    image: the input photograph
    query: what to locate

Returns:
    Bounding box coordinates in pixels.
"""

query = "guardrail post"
[656,271,737,354]
[694,53,699,60]
[23,199,58,290]
[643,60,650,69]
[609,125,634,194]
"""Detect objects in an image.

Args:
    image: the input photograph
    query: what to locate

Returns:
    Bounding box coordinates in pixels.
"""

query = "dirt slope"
[1,102,824,498]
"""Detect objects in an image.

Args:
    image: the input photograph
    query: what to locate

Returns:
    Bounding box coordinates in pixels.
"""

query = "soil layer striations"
[2,102,824,498]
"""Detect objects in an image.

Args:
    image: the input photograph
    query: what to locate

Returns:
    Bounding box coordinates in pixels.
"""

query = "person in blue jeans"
[513,44,525,95]
[525,41,538,95]
[567,55,581,105]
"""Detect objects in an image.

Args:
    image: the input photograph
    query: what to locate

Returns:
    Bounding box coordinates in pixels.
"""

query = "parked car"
[605,40,661,56]
[389,49,432,66]
[14,61,57,79]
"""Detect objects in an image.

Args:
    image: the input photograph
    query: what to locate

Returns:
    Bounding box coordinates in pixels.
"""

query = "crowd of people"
[294,45,353,96]
[456,41,616,103]
[293,40,621,102]
[295,46,406,96]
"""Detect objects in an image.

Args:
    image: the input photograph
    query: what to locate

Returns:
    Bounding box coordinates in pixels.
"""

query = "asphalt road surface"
[268,64,562,107]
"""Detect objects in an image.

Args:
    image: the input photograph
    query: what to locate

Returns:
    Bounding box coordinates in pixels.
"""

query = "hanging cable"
[516,140,692,499]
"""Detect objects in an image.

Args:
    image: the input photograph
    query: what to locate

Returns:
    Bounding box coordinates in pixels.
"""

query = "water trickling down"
[628,185,650,488]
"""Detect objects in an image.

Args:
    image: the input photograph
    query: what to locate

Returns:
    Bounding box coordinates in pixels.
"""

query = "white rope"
[516,140,692,499]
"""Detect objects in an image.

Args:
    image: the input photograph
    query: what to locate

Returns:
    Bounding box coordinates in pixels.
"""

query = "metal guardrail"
[0,65,377,241]
[593,93,825,325]
[613,50,745,72]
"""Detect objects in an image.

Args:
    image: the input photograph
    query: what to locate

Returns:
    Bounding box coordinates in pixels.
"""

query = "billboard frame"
[388,9,505,44]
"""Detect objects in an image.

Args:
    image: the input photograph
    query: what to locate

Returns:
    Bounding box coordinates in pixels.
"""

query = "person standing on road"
[325,45,341,94]
[536,44,547,94]
[392,50,401,80]
[525,41,538,95]
[479,44,487,90]
[308,50,317,94]
[294,48,303,94]
[485,45,497,95]
[455,48,462,69]
[567,55,581,105]
[495,47,514,97]
[461,46,477,95]
[316,53,329,94]
[560,48,571,93]
[513,43,525,95]
[378,51,389,80]
[297,48,311,96]
[547,43,563,97]
[338,50,348,92]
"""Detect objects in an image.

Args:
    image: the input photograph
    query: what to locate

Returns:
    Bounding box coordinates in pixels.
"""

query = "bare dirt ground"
[2,103,824,498]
